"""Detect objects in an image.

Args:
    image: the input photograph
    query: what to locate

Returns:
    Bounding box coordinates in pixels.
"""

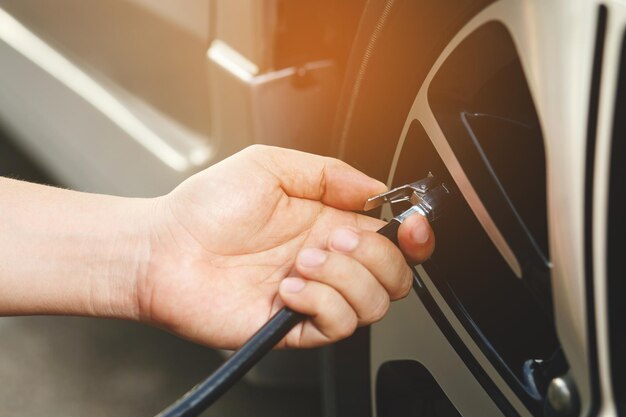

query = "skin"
[0,145,434,350]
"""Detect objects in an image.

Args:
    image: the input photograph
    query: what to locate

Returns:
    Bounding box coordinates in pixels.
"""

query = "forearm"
[0,177,150,319]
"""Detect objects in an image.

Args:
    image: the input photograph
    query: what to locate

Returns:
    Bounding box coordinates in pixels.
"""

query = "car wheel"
[328,1,626,417]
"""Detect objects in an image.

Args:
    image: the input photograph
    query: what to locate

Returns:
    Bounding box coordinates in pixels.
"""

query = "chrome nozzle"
[364,174,451,222]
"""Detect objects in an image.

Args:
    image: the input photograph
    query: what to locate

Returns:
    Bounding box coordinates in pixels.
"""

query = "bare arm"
[0,177,147,318]
[0,146,435,349]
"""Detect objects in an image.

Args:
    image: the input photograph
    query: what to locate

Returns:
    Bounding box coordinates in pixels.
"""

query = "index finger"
[244,145,387,210]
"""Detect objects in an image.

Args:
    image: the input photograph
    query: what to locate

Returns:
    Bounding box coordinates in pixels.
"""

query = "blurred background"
[0,0,363,197]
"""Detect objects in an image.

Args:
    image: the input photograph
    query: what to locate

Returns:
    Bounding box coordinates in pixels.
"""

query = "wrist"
[89,196,155,321]
[0,178,153,320]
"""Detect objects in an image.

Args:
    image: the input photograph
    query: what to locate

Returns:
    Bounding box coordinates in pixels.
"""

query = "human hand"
[138,145,434,349]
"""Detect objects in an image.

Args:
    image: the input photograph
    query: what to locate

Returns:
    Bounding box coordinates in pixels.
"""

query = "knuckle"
[244,143,268,156]
[368,294,390,323]
[378,234,402,267]
[317,289,341,317]
[316,291,334,313]
[317,164,328,202]
[354,233,385,266]
[393,269,413,299]
[336,314,358,340]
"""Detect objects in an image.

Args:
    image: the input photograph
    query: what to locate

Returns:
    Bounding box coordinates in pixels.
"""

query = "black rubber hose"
[157,219,402,417]
[157,307,305,417]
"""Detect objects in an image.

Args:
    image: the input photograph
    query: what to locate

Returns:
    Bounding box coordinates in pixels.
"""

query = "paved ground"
[0,132,321,417]
[0,316,321,417]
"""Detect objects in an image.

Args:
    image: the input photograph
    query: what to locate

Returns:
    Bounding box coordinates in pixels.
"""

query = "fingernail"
[298,248,327,267]
[281,277,306,293]
[411,217,430,244]
[330,228,359,252]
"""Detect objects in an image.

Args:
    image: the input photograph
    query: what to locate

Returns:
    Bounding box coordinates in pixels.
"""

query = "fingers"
[277,215,434,347]
[326,228,414,300]
[279,278,358,344]
[241,145,387,211]
[294,248,390,325]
